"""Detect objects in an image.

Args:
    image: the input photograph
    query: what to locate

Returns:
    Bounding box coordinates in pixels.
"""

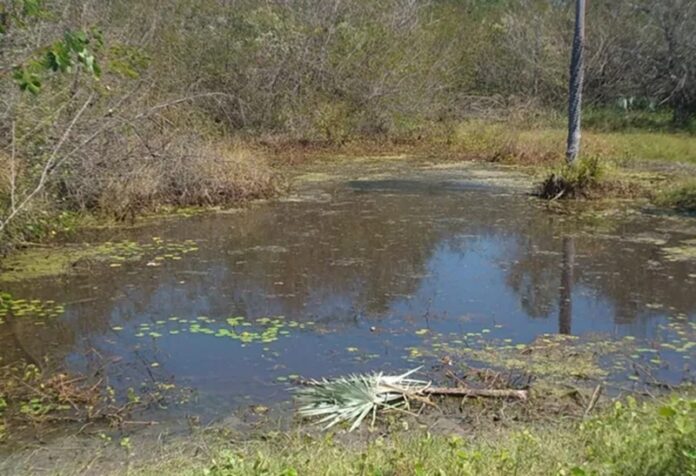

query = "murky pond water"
[1,160,695,428]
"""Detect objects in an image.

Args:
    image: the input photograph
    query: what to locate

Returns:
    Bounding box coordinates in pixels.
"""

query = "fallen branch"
[424,387,528,401]
[583,384,602,418]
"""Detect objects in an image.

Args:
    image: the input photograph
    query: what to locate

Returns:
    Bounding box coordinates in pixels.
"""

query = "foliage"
[656,181,696,213]
[579,396,696,476]
[1,0,696,244]
[3,0,102,93]
[537,156,605,199]
[13,29,103,93]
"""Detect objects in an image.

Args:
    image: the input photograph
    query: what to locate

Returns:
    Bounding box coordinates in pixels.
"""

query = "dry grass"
[70,140,281,221]
[168,142,281,206]
[449,122,696,166]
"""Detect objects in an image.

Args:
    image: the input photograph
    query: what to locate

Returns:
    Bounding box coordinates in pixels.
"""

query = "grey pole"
[566,0,586,165]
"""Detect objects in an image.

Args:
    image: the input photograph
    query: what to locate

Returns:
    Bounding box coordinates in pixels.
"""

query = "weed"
[537,156,605,199]
[130,393,695,476]
[656,181,696,213]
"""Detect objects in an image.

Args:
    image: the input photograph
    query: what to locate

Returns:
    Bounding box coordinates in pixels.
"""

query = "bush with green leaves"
[537,156,605,199]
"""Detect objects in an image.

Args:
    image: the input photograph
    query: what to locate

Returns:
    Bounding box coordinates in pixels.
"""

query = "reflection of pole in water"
[559,237,575,335]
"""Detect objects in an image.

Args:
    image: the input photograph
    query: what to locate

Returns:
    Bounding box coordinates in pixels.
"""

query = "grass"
[448,120,696,165]
[536,156,605,199]
[435,118,694,205]
[656,181,696,213]
[0,142,281,248]
[129,393,695,476]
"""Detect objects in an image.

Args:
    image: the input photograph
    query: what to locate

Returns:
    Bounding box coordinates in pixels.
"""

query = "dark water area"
[1,162,695,426]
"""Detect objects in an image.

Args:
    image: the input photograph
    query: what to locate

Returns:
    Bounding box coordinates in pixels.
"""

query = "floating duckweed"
[662,239,696,262]
[0,292,66,322]
[0,238,202,282]
[133,314,303,346]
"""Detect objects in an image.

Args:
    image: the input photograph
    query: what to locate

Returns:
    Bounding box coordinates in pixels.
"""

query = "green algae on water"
[0,238,201,282]
[662,238,696,262]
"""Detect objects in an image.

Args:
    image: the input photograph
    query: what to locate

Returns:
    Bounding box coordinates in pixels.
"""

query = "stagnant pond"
[1,160,695,430]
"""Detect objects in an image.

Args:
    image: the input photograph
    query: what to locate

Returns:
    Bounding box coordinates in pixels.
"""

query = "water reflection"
[559,237,575,335]
[1,171,695,413]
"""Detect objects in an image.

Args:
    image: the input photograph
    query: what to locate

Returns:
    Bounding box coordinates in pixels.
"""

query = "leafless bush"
[57,116,280,219]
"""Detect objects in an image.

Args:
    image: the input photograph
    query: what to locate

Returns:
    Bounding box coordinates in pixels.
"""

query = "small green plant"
[576,396,696,476]
[537,156,605,199]
[120,437,133,452]
[8,3,103,94]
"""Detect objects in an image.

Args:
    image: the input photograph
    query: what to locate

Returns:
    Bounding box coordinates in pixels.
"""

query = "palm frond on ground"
[295,368,429,432]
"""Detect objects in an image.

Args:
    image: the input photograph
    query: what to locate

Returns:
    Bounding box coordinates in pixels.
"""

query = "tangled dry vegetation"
[82,141,281,222]
[0,357,183,443]
[1,0,695,245]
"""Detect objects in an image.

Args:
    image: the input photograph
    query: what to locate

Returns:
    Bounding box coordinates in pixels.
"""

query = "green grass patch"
[656,181,696,213]
[133,394,696,476]
[449,120,696,165]
[583,108,679,133]
[536,156,606,199]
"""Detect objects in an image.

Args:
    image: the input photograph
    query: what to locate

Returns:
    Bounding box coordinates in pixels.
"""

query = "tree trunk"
[566,0,586,165]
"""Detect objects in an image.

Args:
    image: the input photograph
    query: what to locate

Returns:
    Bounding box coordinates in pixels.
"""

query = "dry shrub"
[0,152,9,200]
[96,141,281,219]
[496,129,564,164]
[95,162,162,220]
[163,142,280,207]
[57,124,280,220]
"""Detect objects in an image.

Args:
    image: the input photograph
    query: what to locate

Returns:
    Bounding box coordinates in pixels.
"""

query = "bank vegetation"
[2,0,696,247]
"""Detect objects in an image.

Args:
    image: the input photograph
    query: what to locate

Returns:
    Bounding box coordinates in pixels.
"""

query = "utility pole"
[566,0,586,165]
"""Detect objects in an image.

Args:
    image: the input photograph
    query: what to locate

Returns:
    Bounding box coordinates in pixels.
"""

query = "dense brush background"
[1,0,695,241]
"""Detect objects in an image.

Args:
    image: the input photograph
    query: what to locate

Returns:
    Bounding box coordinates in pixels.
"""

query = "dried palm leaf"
[295,368,429,432]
